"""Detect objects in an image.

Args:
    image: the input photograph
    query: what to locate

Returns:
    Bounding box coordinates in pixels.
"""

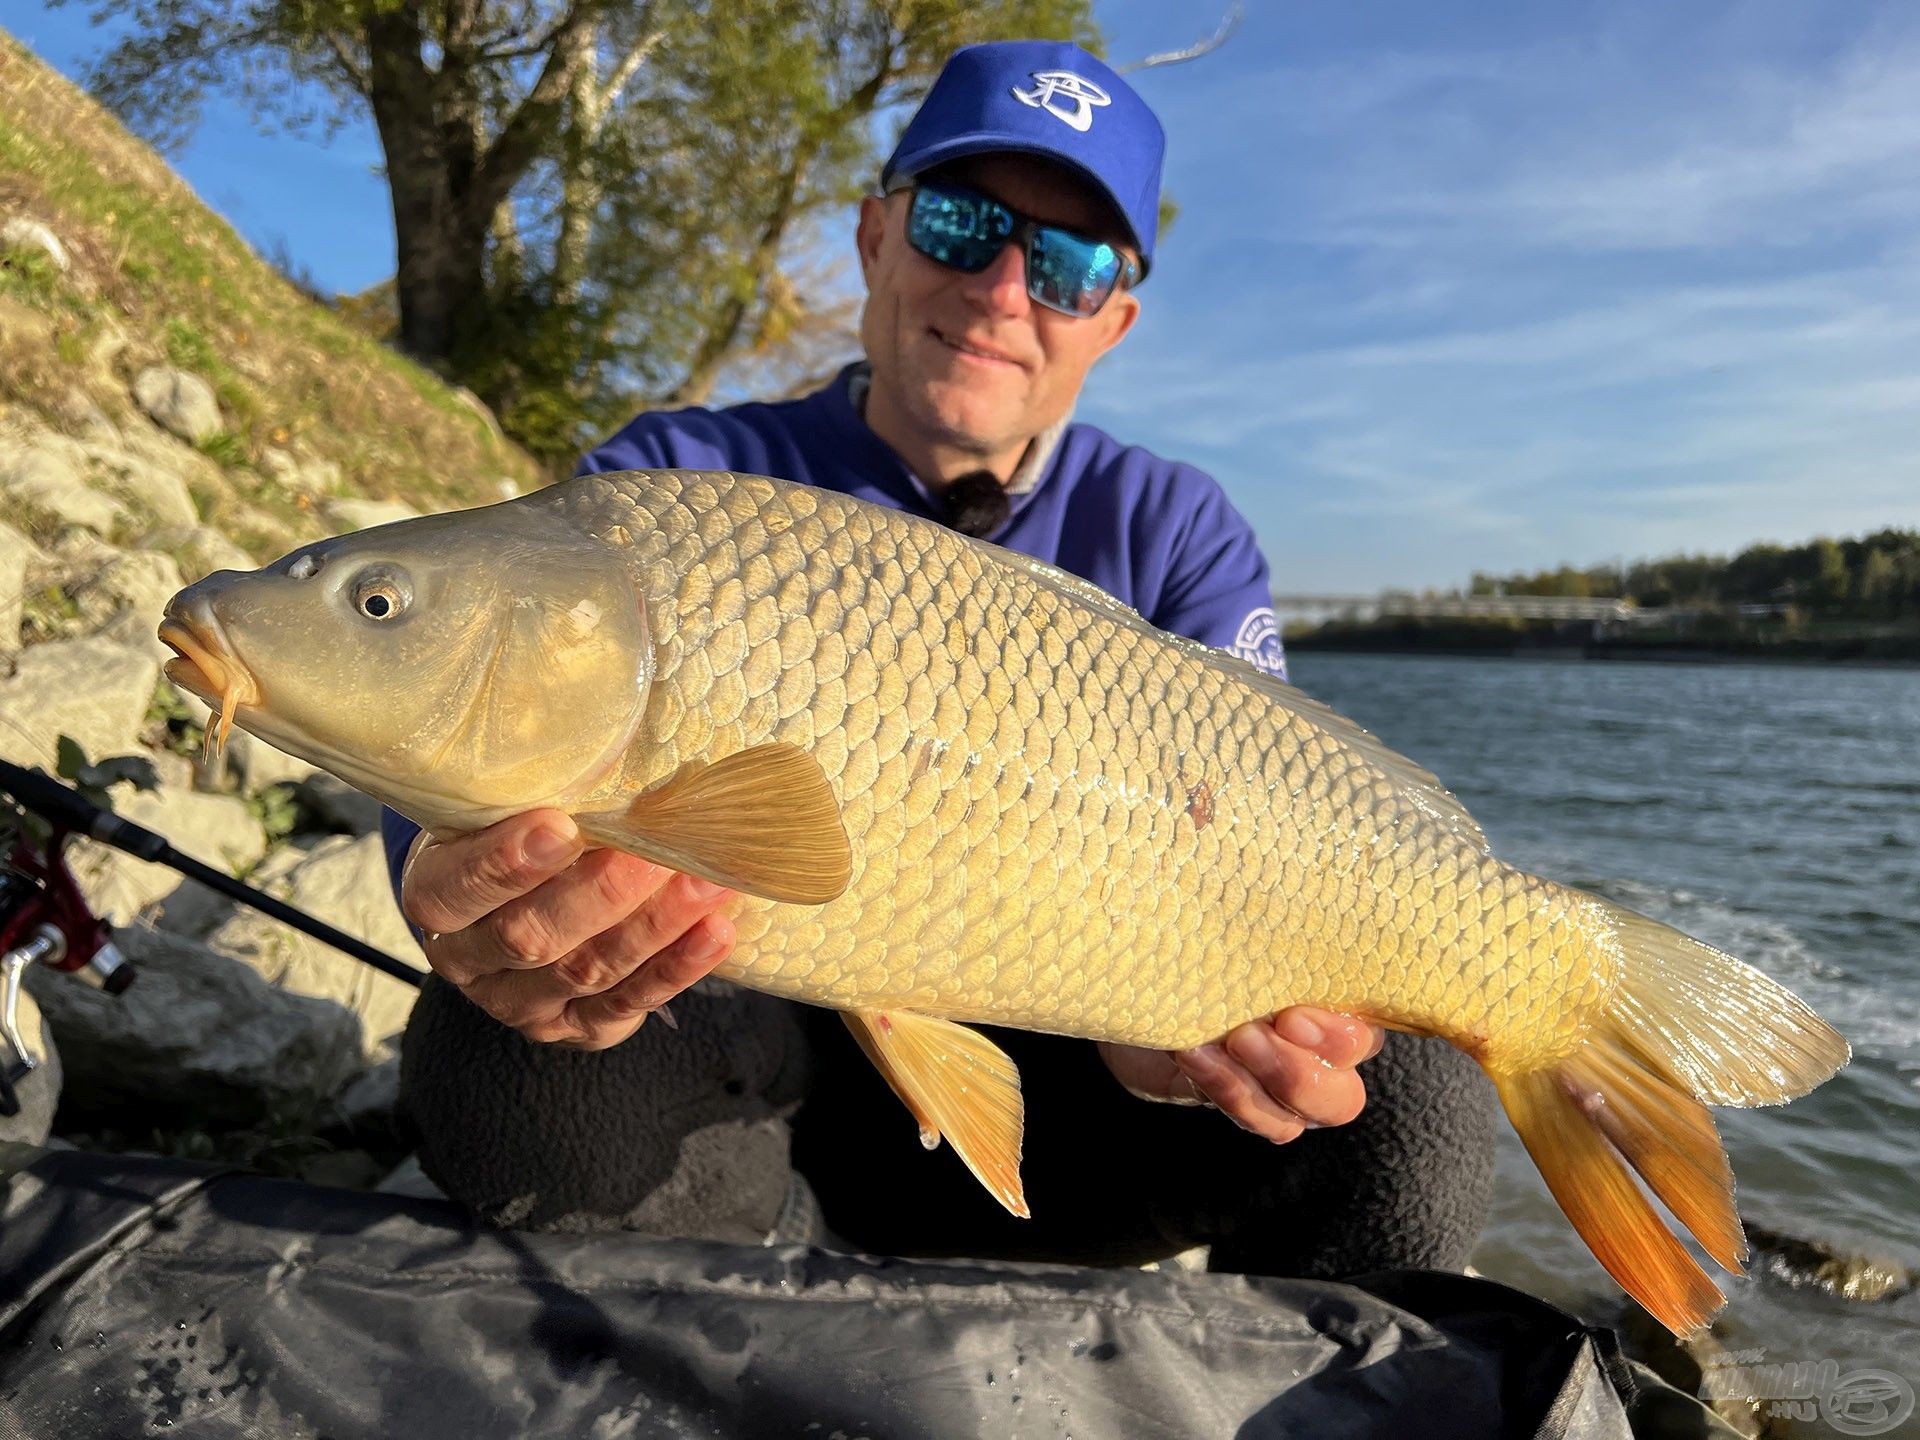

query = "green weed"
[197,430,250,469]
[163,316,216,371]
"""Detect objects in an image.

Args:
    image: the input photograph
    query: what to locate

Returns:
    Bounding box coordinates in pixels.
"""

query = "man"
[382,41,1494,1272]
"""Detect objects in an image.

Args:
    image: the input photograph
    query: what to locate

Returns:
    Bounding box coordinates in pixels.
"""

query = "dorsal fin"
[984,547,1490,854]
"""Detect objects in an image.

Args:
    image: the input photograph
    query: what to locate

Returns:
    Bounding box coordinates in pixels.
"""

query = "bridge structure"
[1271,592,1665,627]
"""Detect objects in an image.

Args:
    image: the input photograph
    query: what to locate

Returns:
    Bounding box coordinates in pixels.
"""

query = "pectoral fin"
[842,1009,1029,1219]
[576,743,852,905]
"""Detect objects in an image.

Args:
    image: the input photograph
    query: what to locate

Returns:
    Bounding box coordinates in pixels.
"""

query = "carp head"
[158,501,652,830]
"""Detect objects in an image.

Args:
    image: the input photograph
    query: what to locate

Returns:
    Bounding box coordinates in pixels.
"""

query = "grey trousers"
[400,974,1497,1279]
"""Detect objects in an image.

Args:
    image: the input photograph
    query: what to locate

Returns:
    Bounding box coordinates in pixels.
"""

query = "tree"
[63,0,1096,464]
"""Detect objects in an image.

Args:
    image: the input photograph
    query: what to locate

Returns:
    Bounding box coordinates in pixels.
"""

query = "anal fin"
[843,1009,1029,1219]
[577,742,852,905]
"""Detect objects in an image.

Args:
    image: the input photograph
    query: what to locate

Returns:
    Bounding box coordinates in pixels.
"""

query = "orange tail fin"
[1494,896,1849,1336]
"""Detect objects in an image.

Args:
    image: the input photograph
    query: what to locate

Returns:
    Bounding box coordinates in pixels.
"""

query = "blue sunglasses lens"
[1028,227,1125,318]
[907,187,1125,317]
[909,187,1013,271]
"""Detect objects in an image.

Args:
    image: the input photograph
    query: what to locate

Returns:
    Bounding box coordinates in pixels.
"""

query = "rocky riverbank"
[0,319,433,1169]
[0,27,539,1174]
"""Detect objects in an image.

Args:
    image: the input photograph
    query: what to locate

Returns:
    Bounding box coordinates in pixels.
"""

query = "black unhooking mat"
[0,1146,1726,1439]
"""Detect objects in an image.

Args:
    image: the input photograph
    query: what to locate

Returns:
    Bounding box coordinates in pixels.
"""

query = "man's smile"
[929,325,1024,369]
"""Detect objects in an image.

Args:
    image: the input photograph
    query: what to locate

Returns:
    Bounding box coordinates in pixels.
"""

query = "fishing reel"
[0,762,137,1120]
[0,751,426,1124]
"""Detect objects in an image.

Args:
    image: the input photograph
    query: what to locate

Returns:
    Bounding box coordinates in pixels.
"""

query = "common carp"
[158,469,1848,1335]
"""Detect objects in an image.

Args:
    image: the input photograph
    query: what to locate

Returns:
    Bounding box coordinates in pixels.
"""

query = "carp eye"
[350,569,411,622]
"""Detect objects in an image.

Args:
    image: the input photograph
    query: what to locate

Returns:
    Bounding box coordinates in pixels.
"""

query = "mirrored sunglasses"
[903,183,1137,318]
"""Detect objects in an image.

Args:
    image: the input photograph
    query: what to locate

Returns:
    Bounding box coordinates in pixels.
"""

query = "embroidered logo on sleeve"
[1229,607,1288,680]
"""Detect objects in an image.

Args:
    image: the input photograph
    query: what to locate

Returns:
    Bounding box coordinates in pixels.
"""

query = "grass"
[0,31,543,530]
[197,430,250,470]
[162,315,216,372]
[0,247,64,309]
[19,582,79,645]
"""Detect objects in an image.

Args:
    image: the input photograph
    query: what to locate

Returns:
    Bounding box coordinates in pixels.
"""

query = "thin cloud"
[1085,6,1920,591]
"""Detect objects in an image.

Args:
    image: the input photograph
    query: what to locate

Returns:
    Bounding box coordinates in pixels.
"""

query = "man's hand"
[1098,1008,1386,1144]
[400,809,736,1050]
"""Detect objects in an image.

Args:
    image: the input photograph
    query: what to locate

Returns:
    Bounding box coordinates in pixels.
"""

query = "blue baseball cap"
[881,41,1165,277]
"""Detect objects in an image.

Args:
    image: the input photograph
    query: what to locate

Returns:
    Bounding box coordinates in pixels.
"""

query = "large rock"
[0,636,158,770]
[81,437,199,528]
[1744,1218,1915,1304]
[75,548,185,663]
[25,925,363,1129]
[149,524,253,582]
[230,733,316,792]
[0,984,61,1147]
[0,216,69,273]
[132,366,222,445]
[260,447,340,499]
[0,521,43,650]
[205,832,427,1056]
[68,783,268,926]
[0,443,129,536]
[57,386,120,443]
[294,772,383,835]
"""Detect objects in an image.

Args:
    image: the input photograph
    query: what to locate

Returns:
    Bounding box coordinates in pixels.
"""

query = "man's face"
[856,153,1141,463]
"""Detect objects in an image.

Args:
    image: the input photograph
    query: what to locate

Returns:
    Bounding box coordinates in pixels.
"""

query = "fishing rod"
[0,757,422,986]
[0,756,420,1117]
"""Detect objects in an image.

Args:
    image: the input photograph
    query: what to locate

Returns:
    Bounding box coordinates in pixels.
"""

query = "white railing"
[1272,593,1666,624]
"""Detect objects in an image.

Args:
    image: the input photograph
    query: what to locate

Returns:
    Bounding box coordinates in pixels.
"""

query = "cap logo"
[1010,70,1110,133]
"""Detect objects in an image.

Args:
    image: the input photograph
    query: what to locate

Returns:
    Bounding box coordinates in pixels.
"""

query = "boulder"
[230,733,316,793]
[260,448,340,499]
[81,437,199,527]
[0,521,43,650]
[0,636,158,770]
[68,783,268,926]
[0,984,62,1147]
[325,497,417,532]
[149,523,253,582]
[294,772,383,835]
[25,924,363,1129]
[205,832,426,1056]
[0,217,69,273]
[57,387,120,442]
[0,443,129,536]
[132,366,221,445]
[328,1055,404,1154]
[302,457,343,495]
[1744,1218,1915,1304]
[74,548,185,663]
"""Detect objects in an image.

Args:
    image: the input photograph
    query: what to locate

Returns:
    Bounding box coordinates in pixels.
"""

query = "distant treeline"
[1468,528,1920,619]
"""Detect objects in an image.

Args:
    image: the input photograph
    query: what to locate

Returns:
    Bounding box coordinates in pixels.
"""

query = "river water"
[1288,653,1919,1416]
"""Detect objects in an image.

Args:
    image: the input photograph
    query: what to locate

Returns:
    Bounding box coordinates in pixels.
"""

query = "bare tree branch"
[599,25,667,110]
[1117,0,1242,72]
[475,3,588,65]
[467,3,598,226]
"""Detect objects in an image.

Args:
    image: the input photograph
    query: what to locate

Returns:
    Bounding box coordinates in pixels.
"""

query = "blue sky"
[11,2,1920,592]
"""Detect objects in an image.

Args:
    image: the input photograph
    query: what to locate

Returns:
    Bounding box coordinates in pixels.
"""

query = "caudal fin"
[1495,897,1849,1336]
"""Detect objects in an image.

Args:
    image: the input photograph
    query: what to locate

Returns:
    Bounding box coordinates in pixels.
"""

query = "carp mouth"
[157,613,258,763]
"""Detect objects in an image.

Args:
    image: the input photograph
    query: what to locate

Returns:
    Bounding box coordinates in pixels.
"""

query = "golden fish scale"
[557,472,1614,1074]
